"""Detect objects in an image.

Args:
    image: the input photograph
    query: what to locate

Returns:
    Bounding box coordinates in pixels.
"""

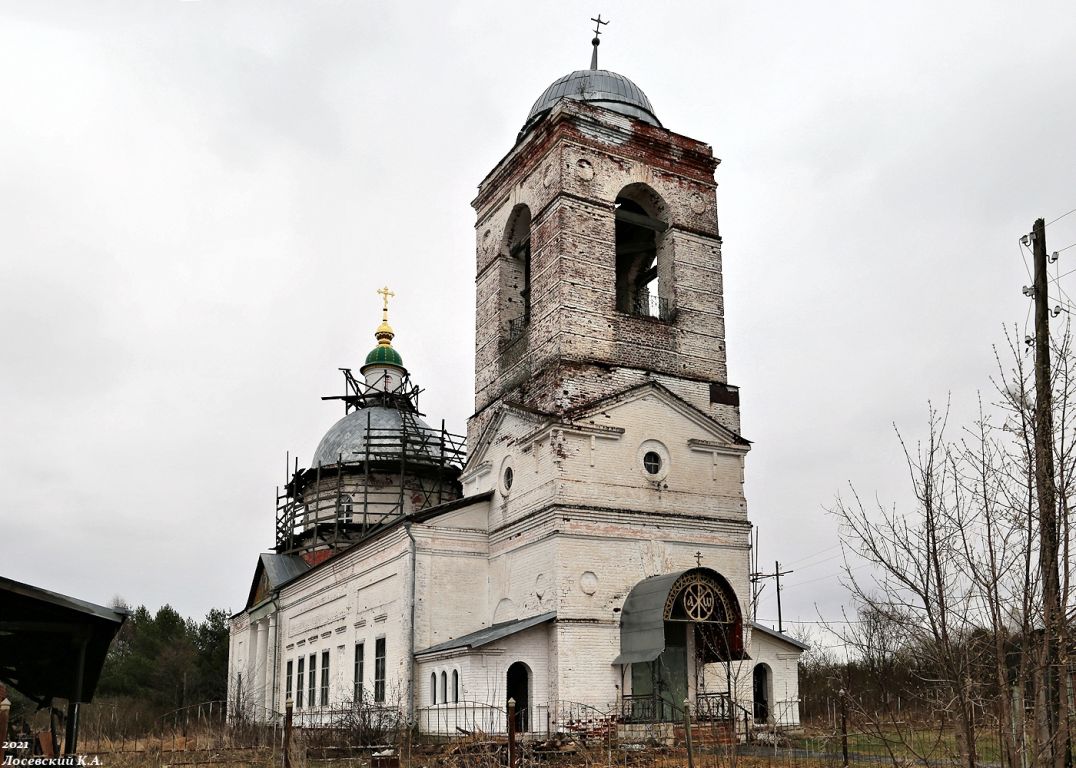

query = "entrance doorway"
[506,661,530,732]
[753,664,770,722]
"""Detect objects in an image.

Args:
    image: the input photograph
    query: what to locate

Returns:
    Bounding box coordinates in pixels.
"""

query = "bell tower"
[469,39,739,445]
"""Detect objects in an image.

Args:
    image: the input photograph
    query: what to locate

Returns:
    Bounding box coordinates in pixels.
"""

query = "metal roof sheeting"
[415,611,556,656]
[525,69,661,130]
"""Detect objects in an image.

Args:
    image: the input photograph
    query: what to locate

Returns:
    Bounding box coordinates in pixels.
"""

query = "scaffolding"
[274,368,467,557]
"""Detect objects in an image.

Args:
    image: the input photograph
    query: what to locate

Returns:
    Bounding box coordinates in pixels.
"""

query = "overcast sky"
[3,1,1076,643]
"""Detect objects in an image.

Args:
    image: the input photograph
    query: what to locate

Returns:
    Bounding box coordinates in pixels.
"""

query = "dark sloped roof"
[415,612,556,656]
[244,553,310,611]
[751,622,810,651]
[261,553,309,588]
[0,576,128,706]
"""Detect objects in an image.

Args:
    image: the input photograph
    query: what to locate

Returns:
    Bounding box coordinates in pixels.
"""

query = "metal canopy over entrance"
[613,567,744,666]
[613,568,745,723]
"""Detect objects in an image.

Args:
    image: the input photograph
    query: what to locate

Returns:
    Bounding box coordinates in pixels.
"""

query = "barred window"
[308,654,317,708]
[296,657,305,709]
[320,650,330,706]
[354,642,365,703]
[374,638,386,703]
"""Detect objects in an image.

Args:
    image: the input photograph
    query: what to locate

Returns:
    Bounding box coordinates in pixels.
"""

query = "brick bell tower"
[468,33,739,446]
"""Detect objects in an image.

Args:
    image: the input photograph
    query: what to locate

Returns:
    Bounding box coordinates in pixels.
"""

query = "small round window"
[503,466,514,491]
[643,451,662,475]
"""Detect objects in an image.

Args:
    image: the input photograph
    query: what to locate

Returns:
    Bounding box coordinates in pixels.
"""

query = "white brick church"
[228,38,805,736]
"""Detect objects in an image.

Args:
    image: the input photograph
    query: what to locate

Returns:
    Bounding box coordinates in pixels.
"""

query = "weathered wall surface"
[469,99,734,446]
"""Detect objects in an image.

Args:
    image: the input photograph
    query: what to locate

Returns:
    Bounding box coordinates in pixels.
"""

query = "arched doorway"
[506,661,530,732]
[619,568,744,722]
[753,664,770,722]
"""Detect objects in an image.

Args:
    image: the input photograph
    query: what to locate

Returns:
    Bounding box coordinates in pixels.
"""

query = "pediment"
[562,382,749,451]
[463,401,553,473]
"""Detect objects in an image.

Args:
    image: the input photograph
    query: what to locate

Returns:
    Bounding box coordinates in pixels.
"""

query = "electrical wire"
[784,542,843,568]
[1047,208,1076,227]
[1019,239,1033,282]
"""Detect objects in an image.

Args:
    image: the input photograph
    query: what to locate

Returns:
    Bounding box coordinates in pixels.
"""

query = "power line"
[784,542,843,567]
[1046,208,1076,227]
[1020,239,1033,281]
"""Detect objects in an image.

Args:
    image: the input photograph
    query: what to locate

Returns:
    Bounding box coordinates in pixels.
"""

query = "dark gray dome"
[525,69,661,130]
[312,406,443,467]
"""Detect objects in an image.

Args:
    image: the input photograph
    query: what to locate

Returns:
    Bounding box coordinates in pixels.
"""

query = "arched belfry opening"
[614,184,671,320]
[615,568,744,722]
[502,205,532,342]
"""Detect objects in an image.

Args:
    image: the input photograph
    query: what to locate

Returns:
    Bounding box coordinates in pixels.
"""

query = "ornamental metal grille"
[663,571,734,624]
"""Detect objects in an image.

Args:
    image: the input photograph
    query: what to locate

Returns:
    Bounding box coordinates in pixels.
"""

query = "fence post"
[507,698,517,768]
[683,699,695,768]
[839,688,849,768]
[283,700,293,768]
[0,686,9,765]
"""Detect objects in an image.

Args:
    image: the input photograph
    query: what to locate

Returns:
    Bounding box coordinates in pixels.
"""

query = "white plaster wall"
[275,528,412,715]
[415,623,551,734]
[730,629,803,728]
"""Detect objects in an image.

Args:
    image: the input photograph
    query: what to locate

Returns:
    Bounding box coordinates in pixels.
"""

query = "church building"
[228,31,805,737]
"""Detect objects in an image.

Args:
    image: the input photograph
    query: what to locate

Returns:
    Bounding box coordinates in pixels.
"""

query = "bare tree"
[829,327,1076,768]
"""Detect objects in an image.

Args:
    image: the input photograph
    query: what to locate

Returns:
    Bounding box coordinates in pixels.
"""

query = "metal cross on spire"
[590,14,609,70]
[377,285,395,320]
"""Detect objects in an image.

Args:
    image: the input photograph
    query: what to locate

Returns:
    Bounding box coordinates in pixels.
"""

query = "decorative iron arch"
[613,567,746,665]
[663,570,736,624]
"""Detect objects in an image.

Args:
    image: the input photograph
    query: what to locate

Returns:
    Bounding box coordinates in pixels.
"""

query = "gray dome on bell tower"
[524,69,660,131]
[519,18,660,138]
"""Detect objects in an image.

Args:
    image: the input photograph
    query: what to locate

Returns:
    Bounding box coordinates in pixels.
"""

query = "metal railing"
[631,293,674,321]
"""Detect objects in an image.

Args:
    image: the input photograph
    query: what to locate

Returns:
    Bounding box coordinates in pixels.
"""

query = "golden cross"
[377,286,395,319]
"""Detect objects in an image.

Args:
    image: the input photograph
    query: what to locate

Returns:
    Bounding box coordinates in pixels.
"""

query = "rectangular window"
[354,643,365,703]
[296,658,305,709]
[320,650,330,706]
[374,637,386,703]
[308,653,317,708]
[285,660,293,704]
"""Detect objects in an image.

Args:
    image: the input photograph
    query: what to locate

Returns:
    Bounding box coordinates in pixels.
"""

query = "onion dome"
[365,344,403,368]
[361,286,404,373]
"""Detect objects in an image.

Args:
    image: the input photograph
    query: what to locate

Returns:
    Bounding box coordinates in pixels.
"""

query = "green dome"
[364,345,404,368]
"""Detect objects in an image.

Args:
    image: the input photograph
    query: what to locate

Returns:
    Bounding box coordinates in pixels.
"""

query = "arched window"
[338,493,353,524]
[440,670,448,706]
[451,669,459,703]
[614,185,671,319]
[503,205,532,342]
[430,672,437,704]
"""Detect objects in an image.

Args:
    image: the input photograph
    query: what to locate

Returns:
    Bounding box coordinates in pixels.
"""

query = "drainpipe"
[404,521,417,723]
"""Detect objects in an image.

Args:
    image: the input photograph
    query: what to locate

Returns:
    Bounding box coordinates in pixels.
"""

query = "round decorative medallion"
[689,192,707,214]
[579,571,599,595]
[535,572,549,600]
[575,158,594,181]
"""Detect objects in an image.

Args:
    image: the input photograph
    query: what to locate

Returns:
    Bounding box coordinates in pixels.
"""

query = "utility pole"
[1029,217,1069,768]
[749,561,793,633]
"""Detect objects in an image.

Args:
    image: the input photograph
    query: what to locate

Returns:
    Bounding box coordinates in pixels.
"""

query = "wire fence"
[5,697,1020,768]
